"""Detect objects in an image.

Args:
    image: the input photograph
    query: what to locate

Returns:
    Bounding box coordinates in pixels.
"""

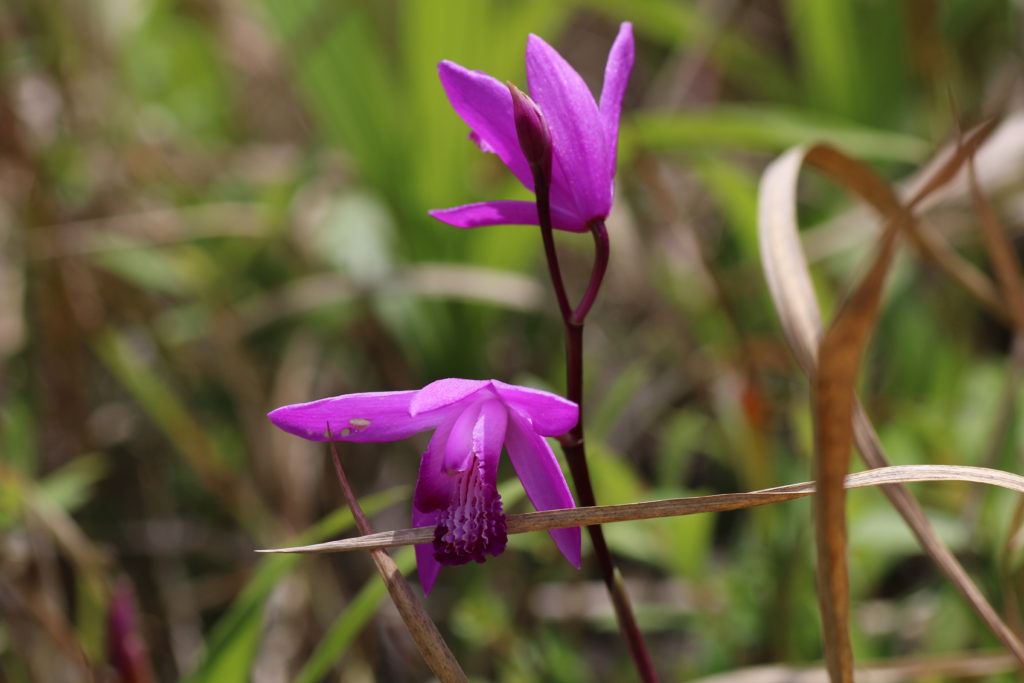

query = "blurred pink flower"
[107,578,154,683]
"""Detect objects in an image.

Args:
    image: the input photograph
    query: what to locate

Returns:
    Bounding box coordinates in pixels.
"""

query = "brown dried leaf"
[813,216,901,682]
[967,152,1024,330]
[757,140,1024,672]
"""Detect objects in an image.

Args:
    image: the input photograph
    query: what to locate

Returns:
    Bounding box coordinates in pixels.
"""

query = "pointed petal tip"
[427,207,479,229]
[526,32,550,47]
[552,526,582,568]
[417,548,441,595]
[413,509,443,595]
[428,201,541,230]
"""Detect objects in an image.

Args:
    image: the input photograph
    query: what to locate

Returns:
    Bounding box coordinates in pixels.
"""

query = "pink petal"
[428,200,585,232]
[526,34,611,223]
[442,398,508,475]
[267,391,443,442]
[412,506,442,595]
[413,415,459,513]
[428,201,537,229]
[504,410,581,568]
[443,401,485,472]
[477,399,509,481]
[438,61,534,190]
[410,378,489,416]
[491,380,578,436]
[598,23,634,179]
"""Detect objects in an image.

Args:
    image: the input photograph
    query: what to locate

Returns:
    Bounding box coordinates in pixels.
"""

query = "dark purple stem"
[571,220,610,325]
[535,177,573,322]
[531,170,659,683]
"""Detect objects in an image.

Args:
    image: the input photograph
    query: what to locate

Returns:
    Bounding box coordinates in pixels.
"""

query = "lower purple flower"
[267,378,581,593]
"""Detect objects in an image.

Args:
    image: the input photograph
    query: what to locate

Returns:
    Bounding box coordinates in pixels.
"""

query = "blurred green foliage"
[2,0,1023,680]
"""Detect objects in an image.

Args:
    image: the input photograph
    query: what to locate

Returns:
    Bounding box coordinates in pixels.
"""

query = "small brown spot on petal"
[349,418,371,430]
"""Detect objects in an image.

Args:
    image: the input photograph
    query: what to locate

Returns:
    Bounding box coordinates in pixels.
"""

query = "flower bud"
[507,82,552,182]
[107,578,155,683]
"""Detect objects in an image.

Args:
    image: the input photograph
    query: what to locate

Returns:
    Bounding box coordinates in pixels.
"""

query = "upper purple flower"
[268,378,581,594]
[429,23,635,233]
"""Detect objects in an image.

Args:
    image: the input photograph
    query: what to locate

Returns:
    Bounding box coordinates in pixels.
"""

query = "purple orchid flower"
[429,22,634,233]
[268,378,581,593]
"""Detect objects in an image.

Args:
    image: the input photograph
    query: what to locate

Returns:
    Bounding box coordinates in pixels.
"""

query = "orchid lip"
[432,456,508,566]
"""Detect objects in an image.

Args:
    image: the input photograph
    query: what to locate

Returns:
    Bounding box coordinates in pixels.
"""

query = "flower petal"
[428,200,583,232]
[413,506,443,595]
[504,410,581,568]
[526,34,611,223]
[491,380,578,436]
[428,201,536,229]
[267,391,443,442]
[598,23,634,179]
[410,378,489,416]
[443,398,509,476]
[413,415,458,513]
[438,60,533,189]
[443,401,484,472]
[478,399,509,481]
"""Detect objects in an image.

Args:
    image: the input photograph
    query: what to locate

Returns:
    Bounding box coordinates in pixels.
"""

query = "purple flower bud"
[107,578,154,683]
[508,82,552,182]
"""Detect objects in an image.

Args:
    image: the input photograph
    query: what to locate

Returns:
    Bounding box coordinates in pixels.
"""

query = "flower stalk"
[511,83,658,682]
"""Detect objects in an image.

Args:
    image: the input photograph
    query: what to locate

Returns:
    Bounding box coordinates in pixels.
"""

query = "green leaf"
[784,0,866,120]
[188,487,407,683]
[629,107,930,162]
[294,547,417,683]
[37,453,109,512]
[574,0,795,100]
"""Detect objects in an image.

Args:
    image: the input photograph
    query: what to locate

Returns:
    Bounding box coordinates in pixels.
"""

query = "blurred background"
[3,0,1024,680]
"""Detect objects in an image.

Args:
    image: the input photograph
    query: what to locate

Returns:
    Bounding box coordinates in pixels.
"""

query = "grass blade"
[630,107,930,162]
[188,487,406,683]
[293,548,417,683]
[259,464,1024,553]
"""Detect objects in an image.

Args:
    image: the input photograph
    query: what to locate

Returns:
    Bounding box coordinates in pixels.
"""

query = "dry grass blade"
[327,442,467,683]
[757,141,1024,667]
[813,213,902,682]
[967,154,1024,330]
[895,120,1009,322]
[256,464,1024,554]
[965,146,1024,625]
[690,650,1015,683]
[805,122,1007,321]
